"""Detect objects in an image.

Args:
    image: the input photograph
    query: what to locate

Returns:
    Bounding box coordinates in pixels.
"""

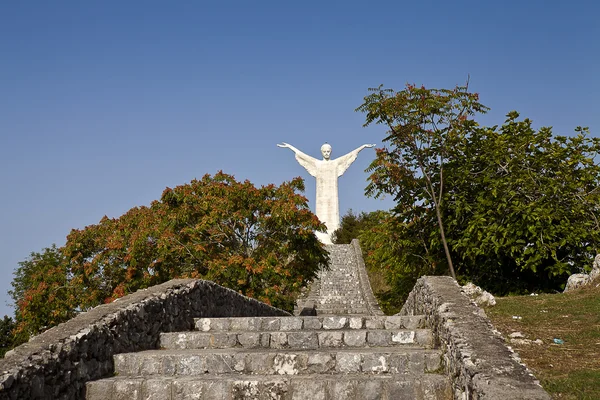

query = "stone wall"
[0,279,289,400]
[350,239,384,316]
[400,276,550,400]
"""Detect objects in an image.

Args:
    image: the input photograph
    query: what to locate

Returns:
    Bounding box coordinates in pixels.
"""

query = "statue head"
[321,143,332,160]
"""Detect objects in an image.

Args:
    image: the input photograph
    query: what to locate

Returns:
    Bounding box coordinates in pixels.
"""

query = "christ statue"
[278,142,375,243]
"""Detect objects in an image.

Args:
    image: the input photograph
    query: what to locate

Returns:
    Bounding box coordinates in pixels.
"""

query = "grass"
[484,280,600,400]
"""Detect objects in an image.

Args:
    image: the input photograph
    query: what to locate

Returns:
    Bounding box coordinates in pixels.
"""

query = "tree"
[12,172,329,337]
[9,245,73,342]
[357,82,600,296]
[332,209,381,244]
[356,83,488,279]
[446,113,600,293]
[0,316,16,357]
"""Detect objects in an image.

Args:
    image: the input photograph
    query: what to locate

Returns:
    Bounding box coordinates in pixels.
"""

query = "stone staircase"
[86,243,452,399]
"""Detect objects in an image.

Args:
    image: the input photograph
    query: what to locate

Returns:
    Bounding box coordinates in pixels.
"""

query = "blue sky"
[1,1,598,317]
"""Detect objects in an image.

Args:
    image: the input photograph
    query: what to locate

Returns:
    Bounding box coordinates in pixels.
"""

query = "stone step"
[87,373,452,400]
[113,348,442,376]
[160,329,433,350]
[313,308,371,315]
[194,315,425,332]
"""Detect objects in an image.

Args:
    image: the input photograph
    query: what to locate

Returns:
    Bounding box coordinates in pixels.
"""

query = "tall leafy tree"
[356,83,488,279]
[9,245,73,342]
[12,172,328,337]
[358,83,600,297]
[446,113,600,292]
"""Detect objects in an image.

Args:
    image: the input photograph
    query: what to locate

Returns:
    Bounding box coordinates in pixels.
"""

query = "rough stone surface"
[296,240,384,316]
[564,253,600,292]
[0,279,289,400]
[85,242,451,399]
[462,282,497,306]
[400,276,551,400]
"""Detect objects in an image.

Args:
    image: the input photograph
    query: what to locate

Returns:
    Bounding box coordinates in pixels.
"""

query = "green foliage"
[12,172,328,338]
[446,114,600,293]
[332,209,380,244]
[358,84,600,296]
[357,83,489,279]
[9,245,73,342]
[358,210,447,312]
[0,316,16,358]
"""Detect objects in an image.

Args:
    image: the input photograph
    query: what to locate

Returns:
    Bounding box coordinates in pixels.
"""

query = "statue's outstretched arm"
[277,142,318,177]
[336,144,376,177]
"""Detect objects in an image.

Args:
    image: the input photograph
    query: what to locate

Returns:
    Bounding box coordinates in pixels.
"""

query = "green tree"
[358,83,600,297]
[332,209,381,244]
[0,316,16,357]
[9,245,73,342]
[446,113,600,293]
[12,172,328,337]
[357,83,488,279]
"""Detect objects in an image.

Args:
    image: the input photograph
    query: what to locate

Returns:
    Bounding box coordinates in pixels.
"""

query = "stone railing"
[0,279,289,400]
[400,276,550,400]
[351,239,384,316]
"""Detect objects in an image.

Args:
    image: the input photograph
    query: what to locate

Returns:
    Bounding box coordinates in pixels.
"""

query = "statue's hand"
[364,144,376,148]
[277,142,290,148]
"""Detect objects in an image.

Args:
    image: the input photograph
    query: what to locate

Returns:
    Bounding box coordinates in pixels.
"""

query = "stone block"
[139,354,164,375]
[387,380,415,400]
[114,353,138,375]
[114,379,142,400]
[383,315,406,330]
[367,331,390,346]
[408,352,425,374]
[302,317,322,330]
[279,317,303,331]
[348,317,363,329]
[261,317,281,331]
[287,332,318,350]
[232,380,260,399]
[245,352,275,374]
[176,355,206,375]
[259,332,271,347]
[203,380,227,400]
[262,379,290,400]
[291,380,326,400]
[210,333,238,348]
[329,379,356,398]
[362,353,389,373]
[391,330,416,345]
[238,332,261,348]
[358,380,384,400]
[142,378,173,400]
[365,317,385,329]
[335,352,361,373]
[270,332,288,349]
[196,318,230,332]
[205,354,244,374]
[306,353,335,373]
[387,353,408,374]
[318,332,343,347]
[273,354,300,375]
[86,379,114,400]
[343,330,366,347]
[162,354,179,375]
[322,316,347,330]
[172,379,204,400]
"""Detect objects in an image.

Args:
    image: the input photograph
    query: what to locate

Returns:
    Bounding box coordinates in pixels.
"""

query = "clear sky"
[1,1,598,318]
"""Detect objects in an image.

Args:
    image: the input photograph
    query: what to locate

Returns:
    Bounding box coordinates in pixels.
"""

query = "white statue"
[278,142,375,243]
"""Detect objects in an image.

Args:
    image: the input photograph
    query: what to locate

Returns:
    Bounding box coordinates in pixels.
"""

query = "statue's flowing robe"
[293,149,362,237]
